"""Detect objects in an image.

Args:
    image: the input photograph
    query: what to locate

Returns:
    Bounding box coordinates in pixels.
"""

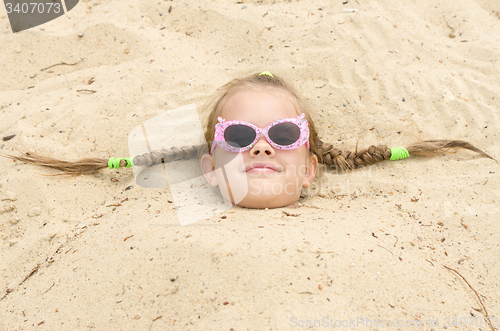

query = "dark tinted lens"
[224,124,256,148]
[268,122,300,146]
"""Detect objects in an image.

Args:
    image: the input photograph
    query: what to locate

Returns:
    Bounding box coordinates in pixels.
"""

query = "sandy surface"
[1,0,500,330]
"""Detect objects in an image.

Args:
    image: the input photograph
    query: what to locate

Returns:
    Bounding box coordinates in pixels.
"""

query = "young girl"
[1,71,494,209]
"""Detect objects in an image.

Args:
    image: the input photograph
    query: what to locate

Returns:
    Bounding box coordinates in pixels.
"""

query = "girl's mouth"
[244,162,281,173]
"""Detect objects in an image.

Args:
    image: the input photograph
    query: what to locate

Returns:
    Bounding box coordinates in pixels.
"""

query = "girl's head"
[200,72,319,208]
[3,72,492,210]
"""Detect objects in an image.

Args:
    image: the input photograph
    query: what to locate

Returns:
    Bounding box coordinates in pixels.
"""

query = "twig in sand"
[76,89,97,94]
[393,236,399,247]
[0,288,13,301]
[377,244,394,255]
[19,264,40,285]
[40,282,55,295]
[123,235,134,241]
[41,58,85,71]
[107,198,129,208]
[149,315,163,331]
[107,203,122,207]
[443,265,495,331]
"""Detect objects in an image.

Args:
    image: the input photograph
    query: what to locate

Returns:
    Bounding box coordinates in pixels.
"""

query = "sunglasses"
[211,113,310,153]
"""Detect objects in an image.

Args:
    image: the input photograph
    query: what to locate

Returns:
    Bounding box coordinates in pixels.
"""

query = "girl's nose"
[249,136,275,157]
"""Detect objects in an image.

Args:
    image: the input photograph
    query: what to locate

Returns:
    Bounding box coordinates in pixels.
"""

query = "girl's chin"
[236,199,297,209]
[218,176,302,208]
[234,191,300,209]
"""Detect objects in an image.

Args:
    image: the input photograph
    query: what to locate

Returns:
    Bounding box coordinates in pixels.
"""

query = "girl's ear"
[302,154,318,187]
[200,154,219,187]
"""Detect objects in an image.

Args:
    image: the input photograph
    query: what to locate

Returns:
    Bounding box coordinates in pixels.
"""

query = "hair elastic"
[108,157,134,169]
[390,147,410,161]
[259,71,274,78]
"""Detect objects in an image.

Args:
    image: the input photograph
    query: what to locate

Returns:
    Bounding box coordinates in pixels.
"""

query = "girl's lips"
[246,167,278,174]
[244,163,281,173]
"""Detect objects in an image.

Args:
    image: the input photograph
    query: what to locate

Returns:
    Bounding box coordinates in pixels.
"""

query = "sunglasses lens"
[224,124,257,148]
[268,122,301,146]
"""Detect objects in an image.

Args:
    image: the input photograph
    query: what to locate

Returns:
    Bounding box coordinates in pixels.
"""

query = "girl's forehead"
[220,88,299,127]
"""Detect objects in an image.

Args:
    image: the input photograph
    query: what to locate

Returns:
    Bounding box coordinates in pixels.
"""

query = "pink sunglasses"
[211,113,310,153]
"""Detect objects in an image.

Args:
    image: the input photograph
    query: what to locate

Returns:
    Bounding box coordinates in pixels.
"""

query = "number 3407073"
[5,2,62,14]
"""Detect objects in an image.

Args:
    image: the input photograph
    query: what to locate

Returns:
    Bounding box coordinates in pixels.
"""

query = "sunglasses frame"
[211,113,310,153]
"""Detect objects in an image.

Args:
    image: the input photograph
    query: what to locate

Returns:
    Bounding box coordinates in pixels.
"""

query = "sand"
[1,0,499,330]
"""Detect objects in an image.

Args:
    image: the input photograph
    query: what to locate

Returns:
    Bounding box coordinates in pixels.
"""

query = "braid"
[406,140,494,159]
[1,144,208,175]
[0,151,109,176]
[315,139,494,171]
[133,144,208,166]
[315,140,391,171]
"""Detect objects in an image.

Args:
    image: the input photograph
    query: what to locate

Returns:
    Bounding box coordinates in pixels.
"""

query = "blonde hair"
[203,72,322,160]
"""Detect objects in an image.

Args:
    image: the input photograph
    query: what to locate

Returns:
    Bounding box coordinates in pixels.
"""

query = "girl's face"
[201,88,318,208]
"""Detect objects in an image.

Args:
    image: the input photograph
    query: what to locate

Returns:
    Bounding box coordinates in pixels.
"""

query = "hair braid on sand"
[315,139,494,171]
[133,144,208,166]
[1,144,209,175]
[315,139,391,171]
[405,140,494,159]
[0,150,110,175]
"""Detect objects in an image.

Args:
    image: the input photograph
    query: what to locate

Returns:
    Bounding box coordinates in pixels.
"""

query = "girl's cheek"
[213,151,240,171]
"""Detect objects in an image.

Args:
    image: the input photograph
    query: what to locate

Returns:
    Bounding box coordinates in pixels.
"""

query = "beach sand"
[1,0,499,330]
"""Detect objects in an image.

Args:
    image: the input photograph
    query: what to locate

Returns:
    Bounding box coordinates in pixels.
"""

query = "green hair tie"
[390,147,410,161]
[259,71,274,78]
[108,157,134,169]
